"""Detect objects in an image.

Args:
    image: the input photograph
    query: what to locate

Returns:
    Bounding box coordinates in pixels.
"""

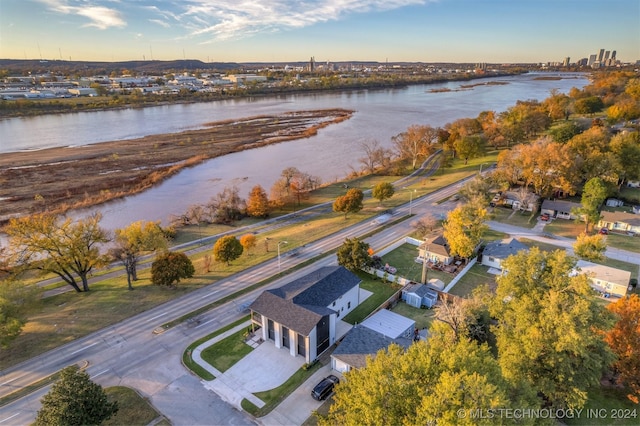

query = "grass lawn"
[490,206,538,228]
[564,386,640,426]
[447,264,497,298]
[543,219,640,253]
[200,329,254,373]
[104,386,164,426]
[390,302,436,329]
[379,243,452,285]
[343,272,401,324]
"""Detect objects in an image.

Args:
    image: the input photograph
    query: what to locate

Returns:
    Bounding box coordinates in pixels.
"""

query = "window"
[347,301,351,309]
[332,301,336,307]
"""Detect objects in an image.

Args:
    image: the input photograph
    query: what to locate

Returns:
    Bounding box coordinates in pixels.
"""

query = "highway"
[0,174,466,425]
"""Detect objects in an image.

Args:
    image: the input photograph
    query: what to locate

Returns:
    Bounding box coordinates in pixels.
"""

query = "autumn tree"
[4,212,110,293]
[35,366,118,426]
[150,252,195,287]
[111,221,167,290]
[573,232,607,262]
[213,235,243,265]
[320,326,520,426]
[392,124,437,169]
[371,182,394,204]
[411,214,438,238]
[610,131,640,187]
[490,248,615,409]
[604,294,640,403]
[205,185,246,223]
[566,126,616,183]
[239,234,257,255]
[574,96,604,115]
[246,185,270,218]
[0,279,39,348]
[442,202,487,258]
[358,139,390,174]
[575,177,608,232]
[336,238,372,272]
[332,188,364,219]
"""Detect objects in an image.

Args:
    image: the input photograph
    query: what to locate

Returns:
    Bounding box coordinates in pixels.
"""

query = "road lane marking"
[70,341,99,355]
[147,312,168,321]
[0,413,20,423]
[0,377,18,386]
[195,317,218,329]
[91,369,109,378]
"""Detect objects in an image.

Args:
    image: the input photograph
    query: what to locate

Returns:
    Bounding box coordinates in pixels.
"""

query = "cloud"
[176,0,429,41]
[37,0,126,30]
[149,19,171,28]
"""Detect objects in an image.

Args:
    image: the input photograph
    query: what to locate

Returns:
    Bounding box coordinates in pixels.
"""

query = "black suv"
[311,375,340,401]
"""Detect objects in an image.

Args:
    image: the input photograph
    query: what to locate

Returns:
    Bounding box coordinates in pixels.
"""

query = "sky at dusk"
[1,0,638,64]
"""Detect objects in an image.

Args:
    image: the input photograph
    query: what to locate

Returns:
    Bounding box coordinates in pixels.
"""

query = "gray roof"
[269,266,361,306]
[482,238,528,259]
[249,266,361,336]
[541,199,581,212]
[404,282,438,299]
[331,325,411,369]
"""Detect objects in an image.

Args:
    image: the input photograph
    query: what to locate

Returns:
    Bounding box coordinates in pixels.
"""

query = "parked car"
[540,213,550,221]
[311,375,340,401]
[599,228,609,235]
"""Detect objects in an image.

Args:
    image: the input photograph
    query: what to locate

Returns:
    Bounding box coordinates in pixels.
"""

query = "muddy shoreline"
[0,108,353,222]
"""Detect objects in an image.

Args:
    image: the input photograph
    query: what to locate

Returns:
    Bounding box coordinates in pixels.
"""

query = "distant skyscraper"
[309,56,315,72]
[588,54,597,66]
[598,49,605,62]
[604,51,610,61]
[612,50,617,60]
[563,57,570,67]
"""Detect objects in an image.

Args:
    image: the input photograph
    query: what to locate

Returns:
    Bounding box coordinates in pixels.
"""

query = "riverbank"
[0,108,352,222]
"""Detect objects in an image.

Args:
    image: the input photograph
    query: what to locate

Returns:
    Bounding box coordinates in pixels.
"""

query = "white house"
[331,309,414,373]
[480,238,528,270]
[598,211,640,235]
[540,199,582,220]
[249,266,361,364]
[574,260,631,299]
[417,234,454,265]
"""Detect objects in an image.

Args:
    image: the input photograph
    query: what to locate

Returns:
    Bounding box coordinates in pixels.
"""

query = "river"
[0,72,589,231]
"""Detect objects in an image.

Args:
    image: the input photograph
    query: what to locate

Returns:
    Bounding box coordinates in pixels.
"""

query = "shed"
[605,198,624,207]
[402,283,439,308]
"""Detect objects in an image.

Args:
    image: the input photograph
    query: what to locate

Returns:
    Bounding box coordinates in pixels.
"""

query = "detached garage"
[402,282,439,308]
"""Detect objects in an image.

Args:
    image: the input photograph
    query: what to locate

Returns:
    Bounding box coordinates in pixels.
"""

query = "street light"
[278,241,288,272]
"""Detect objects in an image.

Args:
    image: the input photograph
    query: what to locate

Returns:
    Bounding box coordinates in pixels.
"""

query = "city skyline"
[1,0,638,64]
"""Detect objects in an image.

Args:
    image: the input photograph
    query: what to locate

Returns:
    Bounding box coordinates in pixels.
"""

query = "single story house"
[500,190,540,212]
[417,234,454,265]
[540,199,582,220]
[401,282,439,308]
[480,238,528,270]
[249,266,361,364]
[331,310,414,373]
[598,211,640,234]
[574,260,631,298]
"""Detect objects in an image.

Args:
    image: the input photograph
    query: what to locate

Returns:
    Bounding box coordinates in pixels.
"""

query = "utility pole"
[421,242,429,284]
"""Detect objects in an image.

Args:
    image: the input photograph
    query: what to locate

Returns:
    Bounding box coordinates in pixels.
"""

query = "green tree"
[610,131,640,186]
[336,237,371,272]
[213,235,244,265]
[454,135,485,165]
[0,279,39,348]
[573,232,607,262]
[574,96,604,115]
[332,188,364,219]
[35,366,118,426]
[371,182,395,204]
[246,185,270,218]
[5,212,110,292]
[111,221,167,290]
[150,252,194,286]
[490,248,615,409]
[575,177,608,232]
[442,202,487,258]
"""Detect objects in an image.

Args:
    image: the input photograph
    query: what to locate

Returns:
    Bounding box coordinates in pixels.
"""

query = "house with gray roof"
[598,211,640,235]
[331,309,414,373]
[481,238,529,270]
[540,199,582,220]
[249,266,361,363]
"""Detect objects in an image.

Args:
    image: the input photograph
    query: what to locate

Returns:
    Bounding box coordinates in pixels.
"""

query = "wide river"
[0,72,589,231]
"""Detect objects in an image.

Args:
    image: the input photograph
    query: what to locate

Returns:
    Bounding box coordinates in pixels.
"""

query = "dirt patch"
[0,109,353,222]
